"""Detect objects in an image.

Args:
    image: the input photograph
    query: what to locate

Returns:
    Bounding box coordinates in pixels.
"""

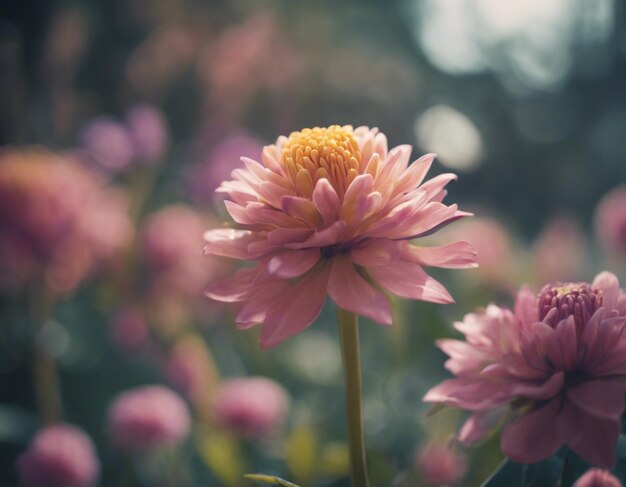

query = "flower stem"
[337,308,369,487]
[31,286,62,424]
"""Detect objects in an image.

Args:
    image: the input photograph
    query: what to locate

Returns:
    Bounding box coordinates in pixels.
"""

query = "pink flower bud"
[594,185,626,258]
[212,377,289,438]
[107,385,190,451]
[416,444,467,486]
[17,424,99,487]
[125,104,169,164]
[80,117,134,172]
[109,307,149,351]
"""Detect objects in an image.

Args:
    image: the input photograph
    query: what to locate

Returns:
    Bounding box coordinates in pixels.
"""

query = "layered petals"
[203,125,475,347]
[424,272,626,467]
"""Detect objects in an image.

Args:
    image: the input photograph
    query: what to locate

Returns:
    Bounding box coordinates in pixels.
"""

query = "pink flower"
[125,104,169,164]
[416,443,467,486]
[80,117,135,172]
[534,215,586,284]
[594,185,626,258]
[187,131,264,204]
[142,205,228,296]
[436,216,512,286]
[212,377,289,438]
[109,307,149,351]
[424,272,626,467]
[17,424,99,487]
[107,385,190,451]
[574,469,623,487]
[164,334,218,407]
[204,125,476,348]
[0,149,132,293]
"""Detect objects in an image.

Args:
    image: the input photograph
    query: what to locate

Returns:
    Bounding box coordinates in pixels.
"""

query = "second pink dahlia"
[424,272,626,468]
[204,125,476,348]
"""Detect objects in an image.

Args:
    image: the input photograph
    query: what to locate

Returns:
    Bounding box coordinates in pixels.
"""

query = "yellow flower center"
[281,125,361,197]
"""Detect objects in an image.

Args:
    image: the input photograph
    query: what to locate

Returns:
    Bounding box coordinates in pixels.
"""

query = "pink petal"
[236,280,288,328]
[279,195,320,227]
[593,271,621,309]
[395,153,436,194]
[459,409,507,445]
[286,221,347,249]
[341,174,375,224]
[366,259,454,304]
[350,239,398,267]
[409,241,478,269]
[267,249,321,278]
[259,265,331,349]
[558,400,619,468]
[514,286,539,330]
[327,255,392,325]
[567,380,626,419]
[203,228,257,259]
[205,267,262,302]
[508,371,564,400]
[312,178,340,226]
[501,399,562,464]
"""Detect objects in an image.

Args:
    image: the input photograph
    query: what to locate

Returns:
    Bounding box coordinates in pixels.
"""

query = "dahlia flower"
[424,272,626,467]
[0,149,132,293]
[107,385,190,451]
[416,443,466,486]
[204,125,476,348]
[212,376,289,438]
[17,424,100,487]
[574,469,623,487]
[125,104,169,164]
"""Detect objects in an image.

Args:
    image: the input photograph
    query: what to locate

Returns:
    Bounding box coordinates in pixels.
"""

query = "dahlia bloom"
[212,377,289,438]
[125,104,169,164]
[574,469,623,487]
[534,215,586,284]
[424,272,626,467]
[17,424,100,487]
[187,131,264,204]
[416,443,466,486]
[204,125,476,348]
[107,385,190,451]
[594,185,626,258]
[0,149,132,293]
[80,117,135,172]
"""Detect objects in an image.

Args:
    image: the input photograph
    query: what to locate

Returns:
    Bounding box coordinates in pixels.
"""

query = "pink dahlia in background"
[574,469,623,487]
[435,216,513,287]
[424,272,626,467]
[594,185,626,258]
[204,125,476,348]
[142,204,229,296]
[0,149,132,293]
[416,443,467,486]
[107,385,190,451]
[212,376,289,438]
[125,104,169,164]
[80,117,135,172]
[17,424,99,487]
[187,131,264,204]
[534,215,586,284]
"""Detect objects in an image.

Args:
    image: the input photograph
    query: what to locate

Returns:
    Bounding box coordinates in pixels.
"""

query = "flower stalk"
[32,285,62,425]
[337,308,369,487]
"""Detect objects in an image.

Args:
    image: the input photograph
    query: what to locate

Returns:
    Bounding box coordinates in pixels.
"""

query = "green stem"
[337,308,370,487]
[31,286,62,424]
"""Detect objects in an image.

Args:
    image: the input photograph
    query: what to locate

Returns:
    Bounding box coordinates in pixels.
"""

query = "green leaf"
[480,456,563,487]
[244,474,302,486]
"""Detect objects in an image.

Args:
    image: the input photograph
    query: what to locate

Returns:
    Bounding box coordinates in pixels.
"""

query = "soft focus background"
[1,1,625,486]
